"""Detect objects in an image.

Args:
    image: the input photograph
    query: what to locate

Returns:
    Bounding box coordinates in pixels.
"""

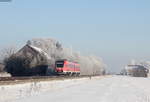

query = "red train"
[55,59,80,76]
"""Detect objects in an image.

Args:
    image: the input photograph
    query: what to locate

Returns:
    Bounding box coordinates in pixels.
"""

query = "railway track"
[0,76,60,81]
[0,75,95,85]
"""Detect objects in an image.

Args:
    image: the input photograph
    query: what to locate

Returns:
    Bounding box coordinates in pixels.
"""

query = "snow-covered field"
[13,76,150,102]
[0,76,101,102]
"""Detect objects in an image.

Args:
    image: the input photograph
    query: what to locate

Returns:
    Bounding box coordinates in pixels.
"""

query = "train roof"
[125,64,147,69]
[56,59,79,64]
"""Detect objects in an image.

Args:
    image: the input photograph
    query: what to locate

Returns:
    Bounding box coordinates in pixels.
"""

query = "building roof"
[27,45,51,60]
[17,44,51,60]
[125,64,147,70]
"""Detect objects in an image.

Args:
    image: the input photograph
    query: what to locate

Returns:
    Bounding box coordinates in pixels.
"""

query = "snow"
[11,76,150,102]
[29,45,51,59]
[0,77,98,102]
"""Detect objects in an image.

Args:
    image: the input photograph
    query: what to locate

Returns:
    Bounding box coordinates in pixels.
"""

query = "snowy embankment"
[0,73,11,77]
[0,76,103,102]
[13,76,150,102]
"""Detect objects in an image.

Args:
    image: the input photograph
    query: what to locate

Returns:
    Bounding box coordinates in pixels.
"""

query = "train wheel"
[68,72,71,76]
[77,73,80,76]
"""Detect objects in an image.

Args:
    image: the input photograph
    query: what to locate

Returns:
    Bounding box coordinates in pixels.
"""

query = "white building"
[124,65,149,77]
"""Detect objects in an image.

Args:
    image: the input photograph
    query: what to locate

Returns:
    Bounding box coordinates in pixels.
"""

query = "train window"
[72,64,74,68]
[70,64,72,68]
[56,63,64,67]
[56,61,64,68]
[69,65,71,68]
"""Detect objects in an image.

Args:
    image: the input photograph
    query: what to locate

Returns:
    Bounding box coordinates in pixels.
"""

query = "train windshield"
[56,61,64,68]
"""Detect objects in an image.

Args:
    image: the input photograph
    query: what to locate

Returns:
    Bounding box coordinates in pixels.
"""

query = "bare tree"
[0,46,17,72]
[0,45,17,60]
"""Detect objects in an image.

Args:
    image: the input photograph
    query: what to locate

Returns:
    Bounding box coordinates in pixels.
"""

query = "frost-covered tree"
[0,45,17,61]
[27,38,106,75]
[0,46,17,72]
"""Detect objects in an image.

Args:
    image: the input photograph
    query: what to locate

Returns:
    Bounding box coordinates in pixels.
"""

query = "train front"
[55,60,65,75]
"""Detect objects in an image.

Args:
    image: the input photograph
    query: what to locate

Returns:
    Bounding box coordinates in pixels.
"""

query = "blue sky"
[0,0,150,72]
